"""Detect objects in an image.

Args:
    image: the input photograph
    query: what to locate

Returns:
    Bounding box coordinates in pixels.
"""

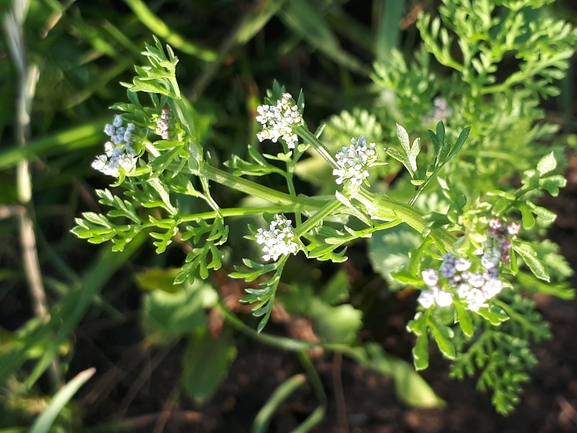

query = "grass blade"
[29,368,96,433]
[251,374,307,433]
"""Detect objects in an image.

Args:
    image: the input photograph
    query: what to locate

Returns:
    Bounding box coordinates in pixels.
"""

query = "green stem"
[295,198,342,237]
[217,299,351,353]
[197,162,328,208]
[297,351,327,404]
[297,126,338,169]
[355,188,457,252]
[179,205,313,223]
[285,163,302,225]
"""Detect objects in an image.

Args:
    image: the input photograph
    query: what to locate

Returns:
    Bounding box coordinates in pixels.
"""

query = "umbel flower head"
[333,135,377,186]
[256,93,303,149]
[417,218,519,312]
[92,115,137,177]
[255,214,299,262]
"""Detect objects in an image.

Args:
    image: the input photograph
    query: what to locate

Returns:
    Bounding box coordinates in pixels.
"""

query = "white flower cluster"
[155,107,170,140]
[418,218,520,312]
[333,135,377,186]
[256,93,303,149]
[92,115,137,177]
[255,214,299,262]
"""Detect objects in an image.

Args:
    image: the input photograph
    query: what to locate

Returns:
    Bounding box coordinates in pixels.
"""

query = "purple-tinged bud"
[507,222,521,236]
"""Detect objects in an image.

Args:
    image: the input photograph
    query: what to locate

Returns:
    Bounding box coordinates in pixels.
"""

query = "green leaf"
[475,305,509,325]
[396,123,411,154]
[279,0,366,74]
[536,151,557,176]
[518,203,536,229]
[526,202,557,223]
[141,280,217,342]
[513,241,550,282]
[368,225,422,288]
[427,316,456,359]
[181,329,237,404]
[539,174,566,196]
[350,343,443,407]
[453,300,474,338]
[320,270,350,304]
[309,300,362,344]
[413,333,430,370]
[447,126,471,160]
[135,267,181,293]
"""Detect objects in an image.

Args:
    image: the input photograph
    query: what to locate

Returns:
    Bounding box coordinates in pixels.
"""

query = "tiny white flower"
[255,93,303,149]
[467,272,485,288]
[456,283,471,299]
[483,278,503,299]
[333,135,377,186]
[455,257,471,272]
[255,214,299,262]
[507,222,521,236]
[434,288,454,307]
[417,290,435,308]
[464,288,486,312]
[421,268,439,287]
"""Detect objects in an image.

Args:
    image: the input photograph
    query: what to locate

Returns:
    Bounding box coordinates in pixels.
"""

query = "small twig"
[81,343,147,407]
[81,411,203,433]
[152,383,180,433]
[332,352,349,433]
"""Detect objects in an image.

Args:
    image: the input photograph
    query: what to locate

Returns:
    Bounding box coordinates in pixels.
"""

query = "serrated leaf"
[513,241,550,282]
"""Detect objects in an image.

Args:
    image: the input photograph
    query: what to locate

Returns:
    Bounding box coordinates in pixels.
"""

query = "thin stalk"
[216,300,352,353]
[297,126,338,169]
[179,205,314,223]
[197,162,328,209]
[295,198,342,236]
[4,1,60,389]
[355,188,457,252]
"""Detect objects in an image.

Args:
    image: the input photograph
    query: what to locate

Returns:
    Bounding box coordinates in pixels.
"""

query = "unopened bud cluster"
[256,93,303,149]
[92,115,137,177]
[155,107,171,140]
[255,214,299,262]
[423,97,453,125]
[418,218,519,312]
[333,135,377,186]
